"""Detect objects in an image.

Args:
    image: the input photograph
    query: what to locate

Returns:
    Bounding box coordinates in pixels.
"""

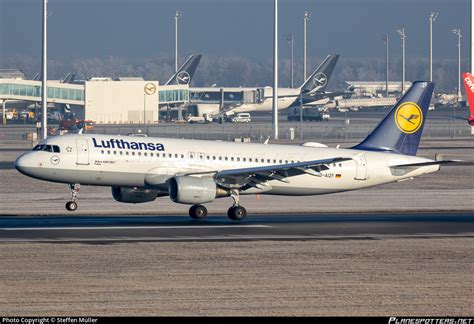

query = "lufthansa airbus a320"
[15,81,454,221]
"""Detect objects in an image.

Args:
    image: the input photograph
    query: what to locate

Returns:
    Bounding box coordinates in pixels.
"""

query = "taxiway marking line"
[0,225,271,231]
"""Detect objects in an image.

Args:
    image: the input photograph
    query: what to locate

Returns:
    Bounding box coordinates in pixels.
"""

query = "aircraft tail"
[462,72,474,125]
[299,54,339,94]
[352,81,434,156]
[165,54,202,85]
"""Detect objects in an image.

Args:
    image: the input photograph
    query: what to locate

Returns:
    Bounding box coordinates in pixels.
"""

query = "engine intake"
[112,186,161,203]
[168,176,229,204]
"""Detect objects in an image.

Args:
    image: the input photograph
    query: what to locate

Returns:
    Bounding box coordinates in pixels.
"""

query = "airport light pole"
[452,28,462,103]
[383,34,389,97]
[303,11,311,81]
[41,0,48,139]
[287,34,294,88]
[429,12,439,82]
[396,28,406,95]
[273,0,279,140]
[175,11,182,73]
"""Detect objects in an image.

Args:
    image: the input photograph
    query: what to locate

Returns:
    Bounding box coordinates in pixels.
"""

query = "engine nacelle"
[111,186,160,204]
[168,176,229,204]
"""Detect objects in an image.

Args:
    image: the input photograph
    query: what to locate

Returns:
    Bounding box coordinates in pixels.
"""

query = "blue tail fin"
[352,81,434,156]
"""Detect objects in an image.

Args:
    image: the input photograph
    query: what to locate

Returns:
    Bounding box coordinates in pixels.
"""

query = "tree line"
[1,54,468,93]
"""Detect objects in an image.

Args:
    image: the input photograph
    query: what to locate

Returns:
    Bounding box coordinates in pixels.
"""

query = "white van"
[231,113,251,123]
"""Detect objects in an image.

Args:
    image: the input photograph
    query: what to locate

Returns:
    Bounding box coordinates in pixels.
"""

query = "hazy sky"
[0,0,470,61]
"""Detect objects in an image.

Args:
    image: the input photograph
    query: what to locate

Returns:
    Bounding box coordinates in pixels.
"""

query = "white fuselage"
[15,134,439,199]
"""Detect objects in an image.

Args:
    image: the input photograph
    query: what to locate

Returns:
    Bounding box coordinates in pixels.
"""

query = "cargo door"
[76,138,90,165]
[353,153,367,180]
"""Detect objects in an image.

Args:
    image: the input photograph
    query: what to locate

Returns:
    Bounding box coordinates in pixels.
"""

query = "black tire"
[189,205,208,220]
[227,206,247,221]
[65,201,77,211]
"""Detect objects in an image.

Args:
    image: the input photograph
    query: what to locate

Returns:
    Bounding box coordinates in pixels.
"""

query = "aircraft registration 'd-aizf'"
[15,81,455,221]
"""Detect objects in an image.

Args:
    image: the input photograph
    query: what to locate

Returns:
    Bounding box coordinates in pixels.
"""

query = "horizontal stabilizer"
[390,160,460,168]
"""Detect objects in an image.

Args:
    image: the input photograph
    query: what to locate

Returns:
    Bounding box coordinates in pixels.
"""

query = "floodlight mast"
[396,28,406,95]
[429,12,439,82]
[273,0,279,140]
[287,34,294,88]
[452,28,462,103]
[303,11,311,81]
[41,0,48,139]
[175,11,182,73]
[383,34,389,97]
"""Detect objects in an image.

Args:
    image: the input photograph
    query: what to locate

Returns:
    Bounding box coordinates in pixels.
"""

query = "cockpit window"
[32,145,60,153]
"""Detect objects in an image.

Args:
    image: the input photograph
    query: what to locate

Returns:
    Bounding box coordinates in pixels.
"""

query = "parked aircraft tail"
[165,54,202,86]
[462,72,474,126]
[352,81,434,156]
[299,54,339,95]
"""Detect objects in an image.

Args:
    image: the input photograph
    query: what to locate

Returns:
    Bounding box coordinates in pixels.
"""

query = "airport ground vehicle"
[231,113,251,123]
[287,107,330,121]
[15,82,456,221]
[186,114,212,124]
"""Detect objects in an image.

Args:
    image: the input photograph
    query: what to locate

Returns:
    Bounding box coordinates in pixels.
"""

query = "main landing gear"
[227,190,247,221]
[65,183,80,211]
[189,204,208,220]
[188,190,248,221]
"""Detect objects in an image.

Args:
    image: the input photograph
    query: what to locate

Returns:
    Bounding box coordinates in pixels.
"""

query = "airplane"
[164,54,202,86]
[15,81,456,221]
[461,72,474,126]
[229,54,341,114]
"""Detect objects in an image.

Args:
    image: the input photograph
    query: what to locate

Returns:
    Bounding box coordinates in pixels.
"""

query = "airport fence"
[0,120,471,147]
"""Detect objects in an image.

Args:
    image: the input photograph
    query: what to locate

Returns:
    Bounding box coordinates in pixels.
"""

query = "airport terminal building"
[0,77,189,124]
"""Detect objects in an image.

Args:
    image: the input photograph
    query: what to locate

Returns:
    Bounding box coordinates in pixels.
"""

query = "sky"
[0,0,470,62]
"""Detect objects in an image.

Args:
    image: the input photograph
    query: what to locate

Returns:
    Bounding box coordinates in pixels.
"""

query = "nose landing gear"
[65,183,80,211]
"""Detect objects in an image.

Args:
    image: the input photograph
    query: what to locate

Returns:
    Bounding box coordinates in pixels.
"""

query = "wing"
[212,157,352,190]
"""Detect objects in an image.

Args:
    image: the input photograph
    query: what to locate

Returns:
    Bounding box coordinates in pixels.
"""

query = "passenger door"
[353,153,367,180]
[76,138,90,165]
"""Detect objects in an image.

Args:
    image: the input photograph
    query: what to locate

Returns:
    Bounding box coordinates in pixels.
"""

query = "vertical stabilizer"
[352,81,434,156]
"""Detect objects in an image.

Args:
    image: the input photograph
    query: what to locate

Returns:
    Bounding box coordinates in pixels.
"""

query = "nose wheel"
[66,183,80,212]
[66,201,78,211]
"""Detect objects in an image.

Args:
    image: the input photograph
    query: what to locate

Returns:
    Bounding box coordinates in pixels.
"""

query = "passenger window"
[267,159,270,163]
[132,152,135,156]
[126,151,129,155]
[225,157,228,161]
[169,154,172,158]
[243,158,246,162]
[175,154,178,158]
[231,157,234,161]
[120,151,123,155]
[101,150,104,154]
[181,154,184,158]
[107,150,110,154]
[144,152,147,157]
[113,151,117,155]
[237,157,240,162]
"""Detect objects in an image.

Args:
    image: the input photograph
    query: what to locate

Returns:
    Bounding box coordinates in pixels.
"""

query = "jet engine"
[111,186,162,203]
[168,176,229,204]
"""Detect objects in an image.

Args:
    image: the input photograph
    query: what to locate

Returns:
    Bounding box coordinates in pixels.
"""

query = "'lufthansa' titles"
[92,138,165,151]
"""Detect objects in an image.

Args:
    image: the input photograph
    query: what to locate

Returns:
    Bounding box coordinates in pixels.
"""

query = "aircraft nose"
[15,153,34,176]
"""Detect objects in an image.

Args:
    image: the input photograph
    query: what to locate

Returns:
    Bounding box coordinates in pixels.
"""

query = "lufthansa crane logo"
[395,102,423,134]
[176,71,190,85]
[144,83,157,95]
[313,72,327,87]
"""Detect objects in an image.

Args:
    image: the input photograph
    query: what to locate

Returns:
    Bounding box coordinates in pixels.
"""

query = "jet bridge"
[189,87,265,106]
